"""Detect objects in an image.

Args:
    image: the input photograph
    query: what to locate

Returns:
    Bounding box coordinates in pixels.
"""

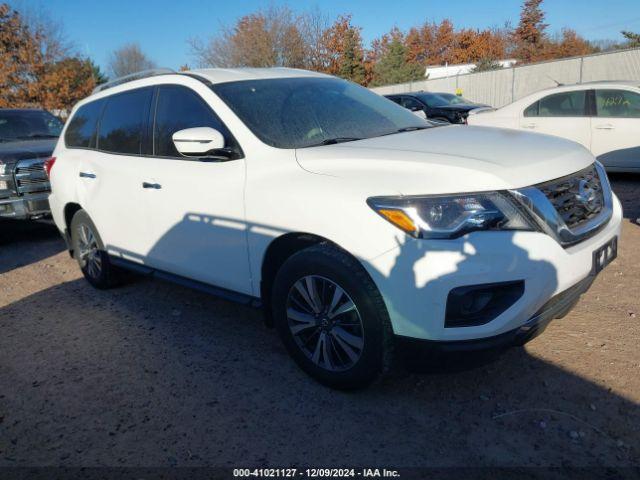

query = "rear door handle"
[142,182,162,189]
[595,124,615,130]
[79,172,96,179]
[522,123,537,129]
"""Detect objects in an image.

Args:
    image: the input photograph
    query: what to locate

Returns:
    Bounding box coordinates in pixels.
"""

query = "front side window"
[65,101,104,148]
[212,77,429,149]
[537,91,587,117]
[0,110,63,142]
[154,85,237,157]
[596,89,640,118]
[98,88,153,154]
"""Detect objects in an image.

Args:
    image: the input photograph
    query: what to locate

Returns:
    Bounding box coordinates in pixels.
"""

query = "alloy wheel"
[286,275,364,372]
[77,223,102,279]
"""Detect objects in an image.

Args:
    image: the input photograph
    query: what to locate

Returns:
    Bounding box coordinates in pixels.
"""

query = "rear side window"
[596,89,640,118]
[534,91,587,117]
[98,88,153,154]
[153,85,235,157]
[65,100,104,148]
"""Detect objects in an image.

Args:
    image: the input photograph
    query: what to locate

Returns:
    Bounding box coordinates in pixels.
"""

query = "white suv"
[48,68,622,389]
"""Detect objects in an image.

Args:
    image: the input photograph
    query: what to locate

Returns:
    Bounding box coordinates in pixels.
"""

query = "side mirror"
[172,127,226,157]
[412,110,427,119]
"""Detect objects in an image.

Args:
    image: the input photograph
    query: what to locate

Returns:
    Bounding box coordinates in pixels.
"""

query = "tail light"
[44,156,56,178]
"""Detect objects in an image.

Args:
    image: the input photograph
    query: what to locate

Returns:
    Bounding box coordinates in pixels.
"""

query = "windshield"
[212,77,430,149]
[0,110,63,142]
[417,93,475,107]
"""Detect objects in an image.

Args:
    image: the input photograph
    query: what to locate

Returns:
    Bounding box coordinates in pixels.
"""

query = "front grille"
[15,158,50,195]
[538,164,604,231]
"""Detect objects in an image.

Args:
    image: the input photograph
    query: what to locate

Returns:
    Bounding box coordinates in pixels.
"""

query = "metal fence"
[370,48,640,108]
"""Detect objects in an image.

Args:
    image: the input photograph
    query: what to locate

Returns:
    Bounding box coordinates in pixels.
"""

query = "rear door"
[519,90,591,148]
[77,87,156,258]
[591,88,640,170]
[142,84,251,294]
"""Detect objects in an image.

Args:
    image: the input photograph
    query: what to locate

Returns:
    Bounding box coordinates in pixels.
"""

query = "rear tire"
[271,243,391,389]
[70,209,122,289]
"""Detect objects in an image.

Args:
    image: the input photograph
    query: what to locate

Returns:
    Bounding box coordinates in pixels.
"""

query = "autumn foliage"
[190,0,609,87]
[0,3,97,114]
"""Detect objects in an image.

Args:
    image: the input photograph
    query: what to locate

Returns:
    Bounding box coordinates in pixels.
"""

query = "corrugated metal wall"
[371,48,640,107]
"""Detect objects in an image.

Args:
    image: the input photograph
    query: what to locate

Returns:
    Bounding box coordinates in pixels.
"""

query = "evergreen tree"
[370,38,423,86]
[513,0,548,63]
[622,31,640,48]
[338,28,365,84]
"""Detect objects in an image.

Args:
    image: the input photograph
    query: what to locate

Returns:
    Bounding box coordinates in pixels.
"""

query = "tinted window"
[154,85,235,157]
[98,88,152,154]
[400,97,423,111]
[213,77,429,149]
[596,89,640,118]
[65,101,104,148]
[0,110,63,142]
[523,101,539,117]
[537,91,586,117]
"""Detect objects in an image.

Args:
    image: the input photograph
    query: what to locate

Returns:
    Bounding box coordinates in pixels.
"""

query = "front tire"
[272,243,390,389]
[70,209,122,289]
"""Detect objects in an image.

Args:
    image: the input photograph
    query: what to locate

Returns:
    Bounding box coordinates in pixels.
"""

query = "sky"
[10,0,640,73]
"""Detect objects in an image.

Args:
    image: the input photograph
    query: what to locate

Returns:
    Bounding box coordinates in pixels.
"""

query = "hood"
[295,125,594,196]
[0,138,57,166]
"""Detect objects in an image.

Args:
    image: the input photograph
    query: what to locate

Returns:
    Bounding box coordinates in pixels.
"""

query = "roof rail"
[92,68,176,94]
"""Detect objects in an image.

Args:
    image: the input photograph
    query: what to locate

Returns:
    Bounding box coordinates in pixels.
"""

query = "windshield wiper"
[378,125,431,137]
[307,137,362,147]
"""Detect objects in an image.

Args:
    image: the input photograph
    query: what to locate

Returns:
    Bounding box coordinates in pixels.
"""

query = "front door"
[520,90,591,149]
[142,83,251,295]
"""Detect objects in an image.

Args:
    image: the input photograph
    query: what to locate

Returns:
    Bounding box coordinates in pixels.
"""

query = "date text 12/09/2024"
[233,468,401,478]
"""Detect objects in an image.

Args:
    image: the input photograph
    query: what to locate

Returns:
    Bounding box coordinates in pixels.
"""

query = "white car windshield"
[212,77,431,149]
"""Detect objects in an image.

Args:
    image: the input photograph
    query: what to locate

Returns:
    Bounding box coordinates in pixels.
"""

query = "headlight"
[0,180,8,190]
[0,163,6,175]
[367,192,535,239]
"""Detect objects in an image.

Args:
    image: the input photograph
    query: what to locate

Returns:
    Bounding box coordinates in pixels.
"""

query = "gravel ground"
[0,175,639,469]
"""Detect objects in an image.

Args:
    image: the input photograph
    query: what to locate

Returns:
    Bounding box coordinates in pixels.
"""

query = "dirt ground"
[0,175,639,469]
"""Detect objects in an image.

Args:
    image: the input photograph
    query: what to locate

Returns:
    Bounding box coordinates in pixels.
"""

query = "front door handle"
[522,123,537,129]
[142,182,162,189]
[595,124,615,130]
[79,172,96,179]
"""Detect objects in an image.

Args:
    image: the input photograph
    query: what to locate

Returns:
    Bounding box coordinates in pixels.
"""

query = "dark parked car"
[385,92,489,124]
[0,109,62,220]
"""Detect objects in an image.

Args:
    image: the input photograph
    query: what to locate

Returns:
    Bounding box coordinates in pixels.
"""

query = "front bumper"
[395,274,594,354]
[365,194,623,342]
[0,192,50,220]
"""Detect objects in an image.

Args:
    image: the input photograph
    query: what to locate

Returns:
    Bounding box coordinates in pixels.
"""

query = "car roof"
[188,67,332,84]
[526,80,639,95]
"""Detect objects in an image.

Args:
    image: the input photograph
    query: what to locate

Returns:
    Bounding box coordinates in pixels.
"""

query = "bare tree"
[13,2,71,62]
[189,6,323,69]
[108,43,156,78]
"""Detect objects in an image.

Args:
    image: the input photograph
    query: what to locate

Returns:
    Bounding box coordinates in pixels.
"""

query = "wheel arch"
[63,202,83,256]
[260,232,364,327]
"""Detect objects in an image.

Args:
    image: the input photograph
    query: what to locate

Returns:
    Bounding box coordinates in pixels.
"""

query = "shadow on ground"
[0,219,64,274]
[609,172,640,221]
[0,276,638,468]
